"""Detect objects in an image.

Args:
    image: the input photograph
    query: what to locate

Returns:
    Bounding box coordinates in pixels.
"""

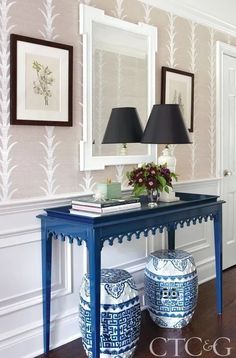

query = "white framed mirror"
[79,4,158,170]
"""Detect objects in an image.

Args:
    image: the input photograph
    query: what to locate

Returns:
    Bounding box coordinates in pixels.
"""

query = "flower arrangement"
[127,162,177,197]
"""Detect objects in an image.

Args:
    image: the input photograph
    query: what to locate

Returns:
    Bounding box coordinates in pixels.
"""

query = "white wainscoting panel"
[174,178,220,283]
[0,178,221,357]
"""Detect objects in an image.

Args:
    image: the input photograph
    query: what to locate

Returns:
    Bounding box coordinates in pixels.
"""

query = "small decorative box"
[97,182,122,200]
[159,190,180,202]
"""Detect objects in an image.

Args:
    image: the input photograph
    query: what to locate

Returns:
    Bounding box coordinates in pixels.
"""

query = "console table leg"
[88,233,101,358]
[168,229,175,250]
[214,207,223,314]
[41,227,52,353]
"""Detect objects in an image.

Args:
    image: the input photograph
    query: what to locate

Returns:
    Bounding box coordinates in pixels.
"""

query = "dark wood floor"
[37,267,236,358]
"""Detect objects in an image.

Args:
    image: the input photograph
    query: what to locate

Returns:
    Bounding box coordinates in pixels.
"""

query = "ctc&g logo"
[149,337,232,357]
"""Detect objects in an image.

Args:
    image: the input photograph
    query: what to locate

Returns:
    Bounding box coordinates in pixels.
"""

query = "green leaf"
[171,173,178,181]
[164,186,170,193]
[157,175,166,187]
[133,185,146,196]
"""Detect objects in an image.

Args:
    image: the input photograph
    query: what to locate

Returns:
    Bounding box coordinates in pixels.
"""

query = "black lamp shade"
[141,104,191,144]
[102,107,143,144]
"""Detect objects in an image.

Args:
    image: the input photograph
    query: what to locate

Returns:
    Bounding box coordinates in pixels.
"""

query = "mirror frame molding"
[79,4,158,170]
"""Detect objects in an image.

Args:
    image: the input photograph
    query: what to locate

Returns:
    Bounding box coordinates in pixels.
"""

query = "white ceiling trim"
[140,0,236,36]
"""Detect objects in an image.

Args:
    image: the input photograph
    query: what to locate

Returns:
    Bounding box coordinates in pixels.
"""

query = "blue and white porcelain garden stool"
[79,268,141,358]
[144,250,198,328]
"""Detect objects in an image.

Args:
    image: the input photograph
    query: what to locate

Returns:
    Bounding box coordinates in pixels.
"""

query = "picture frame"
[10,34,73,126]
[161,67,194,132]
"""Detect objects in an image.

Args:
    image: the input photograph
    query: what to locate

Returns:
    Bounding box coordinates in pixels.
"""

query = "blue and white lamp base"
[79,269,141,358]
[145,249,198,328]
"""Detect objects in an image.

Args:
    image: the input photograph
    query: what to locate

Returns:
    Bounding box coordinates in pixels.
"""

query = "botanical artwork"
[10,34,73,126]
[25,53,59,112]
[32,60,54,106]
[169,80,187,120]
[161,67,194,132]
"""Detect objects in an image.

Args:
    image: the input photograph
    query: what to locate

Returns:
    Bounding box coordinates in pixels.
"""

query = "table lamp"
[102,107,143,155]
[141,104,191,172]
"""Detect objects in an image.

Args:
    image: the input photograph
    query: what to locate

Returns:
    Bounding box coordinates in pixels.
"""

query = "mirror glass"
[80,4,157,170]
[92,22,148,157]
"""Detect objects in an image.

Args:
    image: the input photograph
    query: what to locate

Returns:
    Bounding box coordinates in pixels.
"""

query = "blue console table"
[38,192,224,358]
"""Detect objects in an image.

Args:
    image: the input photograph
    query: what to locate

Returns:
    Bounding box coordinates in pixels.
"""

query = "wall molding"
[174,177,220,191]
[0,307,78,343]
[0,285,70,317]
[178,238,209,252]
[0,229,72,316]
[0,192,85,215]
[0,308,80,357]
[141,0,236,36]
[0,226,39,247]
[0,178,221,215]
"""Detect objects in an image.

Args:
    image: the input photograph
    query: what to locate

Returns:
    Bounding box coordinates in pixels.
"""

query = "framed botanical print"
[10,34,73,126]
[161,67,194,132]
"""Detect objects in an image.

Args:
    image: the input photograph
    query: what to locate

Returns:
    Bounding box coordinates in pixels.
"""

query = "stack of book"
[70,196,141,217]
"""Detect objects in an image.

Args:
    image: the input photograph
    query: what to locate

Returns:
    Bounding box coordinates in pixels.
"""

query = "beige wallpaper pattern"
[0,0,234,202]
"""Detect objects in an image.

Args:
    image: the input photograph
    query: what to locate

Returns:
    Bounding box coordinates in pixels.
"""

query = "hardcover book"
[72,195,140,208]
[69,202,141,217]
[71,201,141,214]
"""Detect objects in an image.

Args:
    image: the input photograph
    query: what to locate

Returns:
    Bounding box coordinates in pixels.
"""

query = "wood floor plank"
[36,267,236,357]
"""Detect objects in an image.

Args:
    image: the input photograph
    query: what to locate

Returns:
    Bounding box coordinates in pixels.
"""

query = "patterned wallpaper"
[0,0,234,202]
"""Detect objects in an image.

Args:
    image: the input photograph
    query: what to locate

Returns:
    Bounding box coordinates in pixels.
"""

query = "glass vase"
[147,189,160,208]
